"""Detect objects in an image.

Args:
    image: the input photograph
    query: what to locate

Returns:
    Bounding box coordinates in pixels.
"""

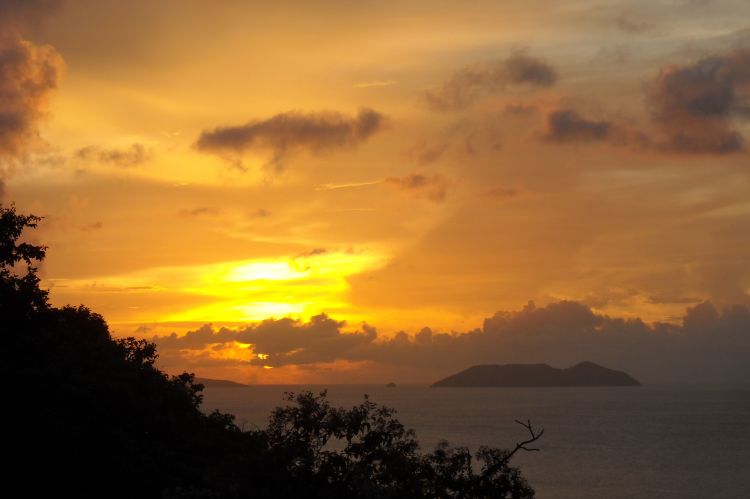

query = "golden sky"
[3,0,750,383]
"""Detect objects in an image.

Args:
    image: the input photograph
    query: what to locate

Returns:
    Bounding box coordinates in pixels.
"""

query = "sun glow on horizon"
[45,249,388,324]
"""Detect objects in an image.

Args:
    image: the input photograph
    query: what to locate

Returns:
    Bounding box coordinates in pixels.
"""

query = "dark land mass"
[432,361,641,387]
[195,377,248,388]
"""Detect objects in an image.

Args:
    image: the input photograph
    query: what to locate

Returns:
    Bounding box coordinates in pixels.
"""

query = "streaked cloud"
[75,143,152,167]
[315,180,382,191]
[195,108,387,169]
[354,80,396,88]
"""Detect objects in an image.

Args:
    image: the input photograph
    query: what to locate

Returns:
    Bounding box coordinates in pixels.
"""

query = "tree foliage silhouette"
[1,204,540,498]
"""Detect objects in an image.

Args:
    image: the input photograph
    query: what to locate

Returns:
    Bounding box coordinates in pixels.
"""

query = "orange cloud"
[0,36,64,157]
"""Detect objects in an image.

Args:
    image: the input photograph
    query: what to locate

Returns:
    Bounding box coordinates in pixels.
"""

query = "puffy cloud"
[649,50,750,154]
[0,35,64,157]
[153,301,750,385]
[195,108,386,169]
[384,173,447,202]
[75,143,152,167]
[425,53,558,111]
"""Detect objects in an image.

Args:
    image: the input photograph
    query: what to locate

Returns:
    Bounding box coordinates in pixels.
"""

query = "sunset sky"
[3,0,750,383]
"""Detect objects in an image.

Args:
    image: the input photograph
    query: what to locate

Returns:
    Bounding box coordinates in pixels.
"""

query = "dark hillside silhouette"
[1,204,540,498]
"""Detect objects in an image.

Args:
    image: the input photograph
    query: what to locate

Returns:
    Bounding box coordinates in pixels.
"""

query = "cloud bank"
[195,108,386,169]
[152,300,750,385]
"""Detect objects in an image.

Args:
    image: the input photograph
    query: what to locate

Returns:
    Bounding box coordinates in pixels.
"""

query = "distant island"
[386,382,397,388]
[432,361,640,387]
[195,377,248,388]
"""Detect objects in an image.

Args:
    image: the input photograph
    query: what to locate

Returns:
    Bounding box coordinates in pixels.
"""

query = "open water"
[202,385,750,498]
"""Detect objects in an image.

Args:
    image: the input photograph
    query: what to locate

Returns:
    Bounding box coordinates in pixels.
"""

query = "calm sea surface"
[201,385,750,498]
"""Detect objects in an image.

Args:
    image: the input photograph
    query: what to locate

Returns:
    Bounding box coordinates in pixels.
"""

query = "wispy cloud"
[425,53,558,111]
[354,80,396,88]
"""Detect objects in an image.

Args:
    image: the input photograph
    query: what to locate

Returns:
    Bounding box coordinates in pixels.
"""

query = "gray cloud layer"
[425,53,558,111]
[195,108,386,169]
[153,300,750,385]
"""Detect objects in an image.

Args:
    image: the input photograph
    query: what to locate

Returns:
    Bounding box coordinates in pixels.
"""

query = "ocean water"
[201,385,750,498]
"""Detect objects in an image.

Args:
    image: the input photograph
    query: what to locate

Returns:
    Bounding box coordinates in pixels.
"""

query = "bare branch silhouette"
[501,419,544,464]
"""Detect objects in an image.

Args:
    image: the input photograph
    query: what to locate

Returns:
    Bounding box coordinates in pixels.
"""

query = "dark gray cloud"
[425,53,558,111]
[0,34,64,157]
[195,108,386,169]
[153,300,750,385]
[649,50,750,154]
[384,173,447,202]
[544,109,613,142]
[504,54,558,87]
[75,143,151,167]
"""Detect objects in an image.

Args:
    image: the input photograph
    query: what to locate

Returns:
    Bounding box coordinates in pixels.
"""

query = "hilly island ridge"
[432,361,641,387]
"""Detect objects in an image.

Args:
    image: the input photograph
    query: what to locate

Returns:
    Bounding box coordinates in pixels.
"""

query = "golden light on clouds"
[5,0,750,383]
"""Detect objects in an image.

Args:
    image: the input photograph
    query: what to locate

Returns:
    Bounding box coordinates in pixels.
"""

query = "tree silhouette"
[1,204,540,498]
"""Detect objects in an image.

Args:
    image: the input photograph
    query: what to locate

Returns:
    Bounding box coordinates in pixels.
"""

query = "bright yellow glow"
[225,262,308,282]
[46,250,388,324]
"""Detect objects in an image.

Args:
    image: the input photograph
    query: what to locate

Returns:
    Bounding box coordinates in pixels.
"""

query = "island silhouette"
[194,377,249,388]
[432,361,640,387]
